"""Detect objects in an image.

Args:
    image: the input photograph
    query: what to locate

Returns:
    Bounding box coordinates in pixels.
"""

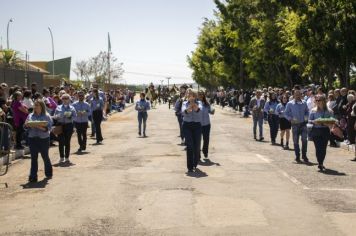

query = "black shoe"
[188,169,194,173]
[77,148,82,153]
[254,136,257,140]
[28,177,38,183]
[45,175,53,179]
[259,137,264,141]
[295,158,302,163]
[203,152,208,158]
[318,165,324,172]
[138,132,141,136]
[271,141,276,145]
[302,157,309,163]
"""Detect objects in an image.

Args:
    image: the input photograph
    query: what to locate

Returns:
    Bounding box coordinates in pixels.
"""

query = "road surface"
[1,103,356,235]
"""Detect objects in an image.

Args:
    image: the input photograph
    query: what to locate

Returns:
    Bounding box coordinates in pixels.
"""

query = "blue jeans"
[29,137,52,179]
[292,124,308,159]
[138,112,148,135]
[253,116,263,138]
[183,122,202,170]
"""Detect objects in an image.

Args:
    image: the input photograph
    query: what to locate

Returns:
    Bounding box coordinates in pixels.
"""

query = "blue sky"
[0,0,216,85]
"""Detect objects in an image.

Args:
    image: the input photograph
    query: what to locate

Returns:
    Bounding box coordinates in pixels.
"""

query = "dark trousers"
[15,121,25,148]
[92,110,103,142]
[29,137,52,179]
[292,124,308,159]
[138,112,148,135]
[268,114,279,142]
[58,123,74,158]
[202,124,211,156]
[347,116,356,144]
[75,122,88,150]
[0,126,10,150]
[176,114,183,140]
[183,122,202,170]
[312,128,330,166]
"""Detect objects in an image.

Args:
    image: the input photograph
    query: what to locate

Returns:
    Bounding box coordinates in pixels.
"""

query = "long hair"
[314,94,328,112]
[34,99,48,116]
[199,91,209,106]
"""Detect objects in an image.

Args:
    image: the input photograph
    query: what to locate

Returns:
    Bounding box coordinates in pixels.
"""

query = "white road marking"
[317,188,356,192]
[255,154,310,190]
[255,154,271,163]
[277,170,310,190]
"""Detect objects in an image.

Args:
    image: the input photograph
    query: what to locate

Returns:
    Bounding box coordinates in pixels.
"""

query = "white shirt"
[306,96,315,111]
[256,98,261,108]
[23,97,34,109]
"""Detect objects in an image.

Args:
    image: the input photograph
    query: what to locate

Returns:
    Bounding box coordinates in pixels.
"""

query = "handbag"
[52,125,63,136]
[331,124,344,140]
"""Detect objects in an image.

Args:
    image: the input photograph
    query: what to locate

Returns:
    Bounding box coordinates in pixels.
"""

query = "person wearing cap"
[182,89,203,173]
[72,91,91,152]
[284,85,310,163]
[54,93,77,163]
[135,92,151,137]
[249,90,265,141]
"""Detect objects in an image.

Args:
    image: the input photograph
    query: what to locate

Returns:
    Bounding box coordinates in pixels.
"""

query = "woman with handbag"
[25,99,53,182]
[54,94,77,163]
[309,95,334,172]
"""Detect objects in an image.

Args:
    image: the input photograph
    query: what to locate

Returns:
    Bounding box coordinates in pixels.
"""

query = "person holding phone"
[182,89,203,173]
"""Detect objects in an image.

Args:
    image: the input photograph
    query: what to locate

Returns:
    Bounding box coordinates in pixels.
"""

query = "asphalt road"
[0,103,355,235]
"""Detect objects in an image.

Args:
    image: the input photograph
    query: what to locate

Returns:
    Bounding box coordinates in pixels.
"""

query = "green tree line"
[188,0,356,89]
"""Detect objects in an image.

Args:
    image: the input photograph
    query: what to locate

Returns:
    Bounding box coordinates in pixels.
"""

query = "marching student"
[198,91,214,158]
[182,89,202,172]
[135,92,151,137]
[72,91,91,152]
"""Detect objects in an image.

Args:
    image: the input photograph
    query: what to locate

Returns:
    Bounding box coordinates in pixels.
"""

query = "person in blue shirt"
[198,91,214,158]
[275,94,291,149]
[91,89,105,144]
[284,86,310,163]
[54,93,77,163]
[72,91,91,152]
[309,95,334,171]
[135,92,151,137]
[25,99,53,182]
[182,89,203,173]
[264,92,279,145]
[174,93,185,145]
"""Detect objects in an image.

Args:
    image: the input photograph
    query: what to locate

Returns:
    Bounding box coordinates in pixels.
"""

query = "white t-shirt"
[23,97,34,109]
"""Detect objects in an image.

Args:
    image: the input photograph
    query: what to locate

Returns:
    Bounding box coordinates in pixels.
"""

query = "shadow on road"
[53,162,76,168]
[75,151,90,155]
[321,169,347,176]
[186,168,208,178]
[21,178,50,189]
[199,158,221,167]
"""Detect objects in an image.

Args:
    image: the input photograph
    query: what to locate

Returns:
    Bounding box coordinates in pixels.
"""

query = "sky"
[0,0,216,85]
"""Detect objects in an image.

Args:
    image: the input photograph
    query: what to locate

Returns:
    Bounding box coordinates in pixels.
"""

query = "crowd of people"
[0,82,135,182]
[209,85,356,171]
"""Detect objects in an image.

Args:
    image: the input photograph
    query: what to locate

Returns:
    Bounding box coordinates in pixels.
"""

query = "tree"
[73,51,124,87]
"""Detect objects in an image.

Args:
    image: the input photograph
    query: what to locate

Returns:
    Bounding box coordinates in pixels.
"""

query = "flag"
[108,32,111,53]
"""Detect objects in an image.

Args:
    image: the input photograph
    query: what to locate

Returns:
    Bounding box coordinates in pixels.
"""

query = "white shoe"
[59,158,65,163]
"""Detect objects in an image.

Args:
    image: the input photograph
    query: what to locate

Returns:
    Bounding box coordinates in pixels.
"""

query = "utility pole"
[7,18,14,49]
[48,27,55,79]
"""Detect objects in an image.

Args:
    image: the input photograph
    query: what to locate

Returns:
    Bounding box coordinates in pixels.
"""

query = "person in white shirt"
[23,90,34,112]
